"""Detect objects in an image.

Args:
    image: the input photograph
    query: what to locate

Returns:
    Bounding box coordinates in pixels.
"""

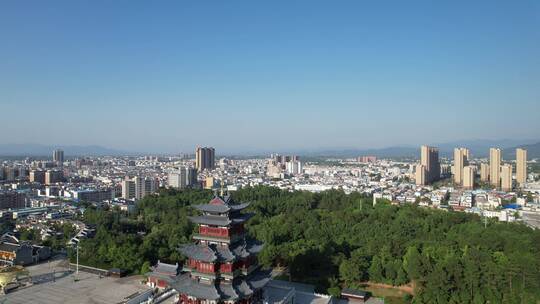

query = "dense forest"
[71,186,540,304]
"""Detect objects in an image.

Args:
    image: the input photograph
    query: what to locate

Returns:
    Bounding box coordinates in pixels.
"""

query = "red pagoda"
[171,194,270,304]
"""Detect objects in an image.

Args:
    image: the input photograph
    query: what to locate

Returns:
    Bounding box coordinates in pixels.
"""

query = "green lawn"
[360,284,412,304]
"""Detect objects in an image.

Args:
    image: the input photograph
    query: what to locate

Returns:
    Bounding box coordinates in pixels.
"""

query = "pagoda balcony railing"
[192,233,245,244]
[192,233,231,243]
[182,267,218,279]
[199,226,229,237]
[218,268,242,279]
[183,265,243,280]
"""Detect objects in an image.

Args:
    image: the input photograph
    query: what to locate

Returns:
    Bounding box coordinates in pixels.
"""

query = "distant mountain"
[296,146,418,158]
[0,144,133,157]
[503,142,540,160]
[2,139,538,159]
[294,139,538,159]
[433,139,535,158]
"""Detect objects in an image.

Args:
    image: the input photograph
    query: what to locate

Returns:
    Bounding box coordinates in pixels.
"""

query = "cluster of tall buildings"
[358,155,377,163]
[516,148,527,185]
[168,167,198,189]
[53,149,64,165]
[0,191,27,210]
[271,154,300,165]
[29,169,64,185]
[416,145,528,191]
[195,147,215,172]
[486,148,527,191]
[0,166,29,182]
[415,145,440,186]
[452,147,527,191]
[268,154,303,177]
[452,147,477,189]
[121,176,159,200]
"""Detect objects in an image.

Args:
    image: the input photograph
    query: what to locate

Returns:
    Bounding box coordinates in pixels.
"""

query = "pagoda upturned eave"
[172,270,271,301]
[172,273,221,301]
[193,201,251,214]
[188,213,254,227]
[179,240,264,263]
[179,244,217,263]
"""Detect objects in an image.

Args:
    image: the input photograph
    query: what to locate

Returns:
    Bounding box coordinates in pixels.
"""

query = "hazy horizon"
[0,137,538,156]
[2,1,539,153]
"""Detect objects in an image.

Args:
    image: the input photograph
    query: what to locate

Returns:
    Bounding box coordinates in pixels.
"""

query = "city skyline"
[1,1,540,302]
[0,137,539,156]
[1,1,540,152]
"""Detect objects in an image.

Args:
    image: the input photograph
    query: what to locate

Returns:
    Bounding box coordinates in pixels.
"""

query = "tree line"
[71,186,540,303]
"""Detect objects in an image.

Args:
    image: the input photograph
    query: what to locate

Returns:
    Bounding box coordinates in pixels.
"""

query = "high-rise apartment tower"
[195,147,215,172]
[489,148,501,188]
[516,148,527,186]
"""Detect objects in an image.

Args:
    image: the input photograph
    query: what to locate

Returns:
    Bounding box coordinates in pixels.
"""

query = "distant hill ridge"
[0,144,131,156]
[0,140,539,158]
[294,139,540,159]
[503,142,540,159]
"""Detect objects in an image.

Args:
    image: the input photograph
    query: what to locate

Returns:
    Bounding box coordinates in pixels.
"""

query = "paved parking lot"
[522,212,540,229]
[0,259,151,304]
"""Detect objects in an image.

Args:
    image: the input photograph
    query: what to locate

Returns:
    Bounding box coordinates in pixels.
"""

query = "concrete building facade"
[489,148,501,188]
[168,167,198,189]
[516,148,527,186]
[453,148,469,186]
[29,170,46,184]
[501,164,513,192]
[122,176,158,200]
[463,166,475,190]
[53,149,64,165]
[45,170,64,185]
[480,163,490,182]
[0,191,26,210]
[416,145,440,185]
[195,147,215,172]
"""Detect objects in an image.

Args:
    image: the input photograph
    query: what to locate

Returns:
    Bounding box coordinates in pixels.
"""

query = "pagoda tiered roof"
[145,261,181,283]
[171,270,271,301]
[193,195,251,214]
[172,273,221,300]
[188,212,254,226]
[173,194,269,303]
[179,239,264,263]
[179,244,217,262]
[152,260,179,275]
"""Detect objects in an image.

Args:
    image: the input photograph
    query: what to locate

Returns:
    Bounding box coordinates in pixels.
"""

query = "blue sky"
[1,1,539,153]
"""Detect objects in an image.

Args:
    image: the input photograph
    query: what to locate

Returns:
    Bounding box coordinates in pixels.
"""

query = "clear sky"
[1,1,539,153]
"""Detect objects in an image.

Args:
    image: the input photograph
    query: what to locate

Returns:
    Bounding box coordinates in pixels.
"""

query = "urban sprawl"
[0,145,539,303]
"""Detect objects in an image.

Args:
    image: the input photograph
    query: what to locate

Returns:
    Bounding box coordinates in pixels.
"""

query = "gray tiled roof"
[214,246,235,262]
[179,239,263,263]
[171,271,271,301]
[230,202,251,211]
[188,213,254,226]
[232,212,254,223]
[179,244,217,262]
[194,204,231,213]
[145,271,177,283]
[231,238,264,259]
[153,261,179,275]
[172,274,221,300]
[0,242,21,253]
[246,240,264,254]
[235,279,254,297]
[193,196,251,214]
[218,282,239,300]
[247,269,272,290]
